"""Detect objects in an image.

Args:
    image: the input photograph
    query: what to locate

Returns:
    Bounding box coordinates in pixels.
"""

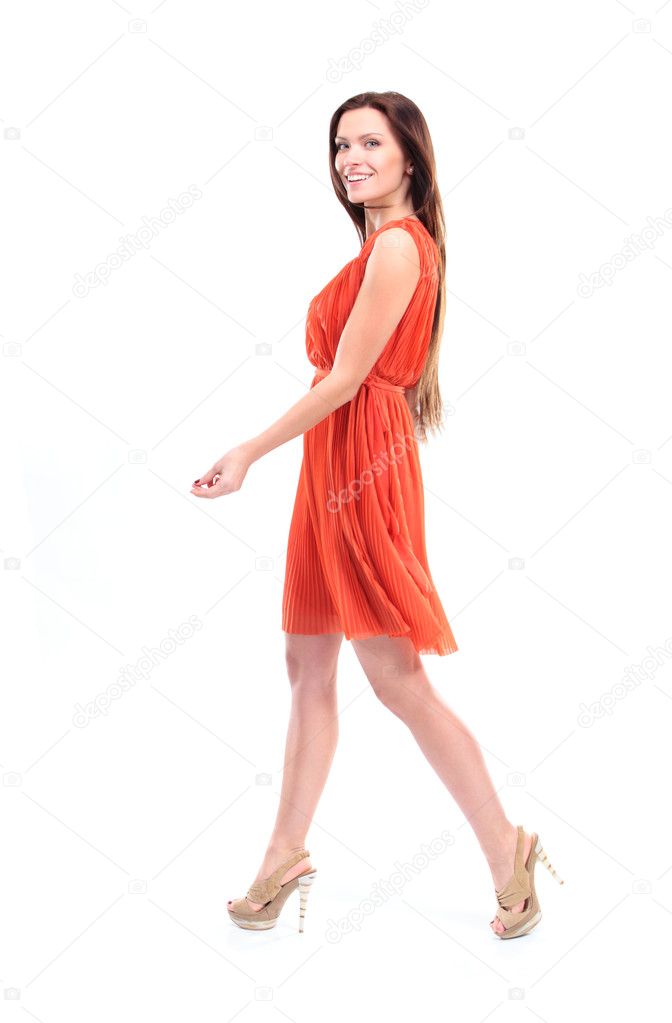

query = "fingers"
[191,474,226,498]
[191,475,213,495]
[191,482,221,498]
[191,466,218,492]
[193,468,214,486]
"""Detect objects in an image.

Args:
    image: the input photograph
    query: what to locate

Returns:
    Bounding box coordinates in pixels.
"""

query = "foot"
[489,825,534,936]
[227,847,313,913]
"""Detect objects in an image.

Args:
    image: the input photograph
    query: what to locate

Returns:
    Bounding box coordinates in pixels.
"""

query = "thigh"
[284,632,344,689]
[350,634,423,699]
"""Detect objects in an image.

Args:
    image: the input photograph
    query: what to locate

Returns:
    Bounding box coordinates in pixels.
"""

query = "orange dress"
[281,216,458,656]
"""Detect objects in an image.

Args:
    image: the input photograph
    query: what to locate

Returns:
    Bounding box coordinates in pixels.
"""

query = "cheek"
[379,158,403,181]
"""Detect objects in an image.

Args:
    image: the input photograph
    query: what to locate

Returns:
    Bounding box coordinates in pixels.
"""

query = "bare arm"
[240,373,352,465]
[191,227,421,497]
[330,226,420,396]
[243,227,421,463]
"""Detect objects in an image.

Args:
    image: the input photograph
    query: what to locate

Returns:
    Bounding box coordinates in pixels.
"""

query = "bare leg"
[350,634,532,935]
[229,632,343,911]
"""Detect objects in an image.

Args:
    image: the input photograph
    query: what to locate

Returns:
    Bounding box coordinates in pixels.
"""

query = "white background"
[1,0,671,1019]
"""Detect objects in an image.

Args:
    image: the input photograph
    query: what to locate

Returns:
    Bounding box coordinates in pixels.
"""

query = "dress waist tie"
[312,366,405,393]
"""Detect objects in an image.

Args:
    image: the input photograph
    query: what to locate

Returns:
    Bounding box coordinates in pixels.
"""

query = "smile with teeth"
[346,173,372,184]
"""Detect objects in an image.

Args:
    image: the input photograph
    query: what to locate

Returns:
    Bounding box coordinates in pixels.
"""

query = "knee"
[368,667,428,715]
[285,651,337,698]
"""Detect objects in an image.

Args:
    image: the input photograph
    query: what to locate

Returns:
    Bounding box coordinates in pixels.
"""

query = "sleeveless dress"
[281,216,458,656]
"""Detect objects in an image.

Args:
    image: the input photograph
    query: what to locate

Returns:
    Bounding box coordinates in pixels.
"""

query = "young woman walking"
[191,91,564,939]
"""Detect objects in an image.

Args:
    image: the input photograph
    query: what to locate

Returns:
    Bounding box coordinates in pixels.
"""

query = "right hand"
[190,445,252,499]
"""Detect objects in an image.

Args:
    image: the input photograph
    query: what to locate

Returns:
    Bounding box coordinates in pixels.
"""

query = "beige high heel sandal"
[492,825,565,939]
[227,848,317,932]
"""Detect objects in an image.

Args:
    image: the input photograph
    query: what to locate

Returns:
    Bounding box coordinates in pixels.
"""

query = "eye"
[336,139,380,151]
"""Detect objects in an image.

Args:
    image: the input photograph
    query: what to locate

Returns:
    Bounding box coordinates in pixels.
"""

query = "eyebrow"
[334,131,384,141]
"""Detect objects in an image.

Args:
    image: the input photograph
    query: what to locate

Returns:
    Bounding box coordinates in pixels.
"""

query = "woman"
[191,92,563,938]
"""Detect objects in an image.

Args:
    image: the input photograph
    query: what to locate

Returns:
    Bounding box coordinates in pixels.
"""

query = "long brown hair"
[328,91,447,443]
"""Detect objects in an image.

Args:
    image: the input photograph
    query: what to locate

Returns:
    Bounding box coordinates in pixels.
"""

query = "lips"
[346,174,373,185]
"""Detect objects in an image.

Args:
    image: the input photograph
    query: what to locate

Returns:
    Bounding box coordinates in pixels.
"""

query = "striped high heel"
[492,825,565,939]
[227,848,317,932]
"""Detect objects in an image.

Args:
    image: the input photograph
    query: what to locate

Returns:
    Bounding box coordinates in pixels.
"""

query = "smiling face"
[334,106,413,209]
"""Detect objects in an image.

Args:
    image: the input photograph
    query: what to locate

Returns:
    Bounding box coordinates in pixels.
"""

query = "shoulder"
[366,226,421,277]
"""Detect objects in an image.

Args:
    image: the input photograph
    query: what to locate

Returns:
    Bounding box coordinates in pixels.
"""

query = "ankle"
[267,840,309,858]
[483,822,518,872]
